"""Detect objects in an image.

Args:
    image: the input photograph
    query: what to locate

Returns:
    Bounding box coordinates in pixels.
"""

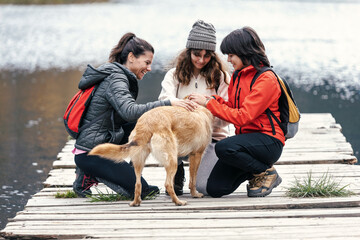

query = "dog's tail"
[88,141,140,163]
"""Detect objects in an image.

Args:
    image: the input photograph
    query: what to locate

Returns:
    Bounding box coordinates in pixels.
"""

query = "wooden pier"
[1,113,359,239]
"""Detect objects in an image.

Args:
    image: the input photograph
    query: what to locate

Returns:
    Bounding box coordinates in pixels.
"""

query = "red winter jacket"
[206,65,285,145]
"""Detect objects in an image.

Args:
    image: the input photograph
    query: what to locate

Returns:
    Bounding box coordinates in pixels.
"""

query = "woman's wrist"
[204,98,211,107]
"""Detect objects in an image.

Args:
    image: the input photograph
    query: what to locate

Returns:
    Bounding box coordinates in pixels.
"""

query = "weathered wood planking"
[11,207,360,220]
[43,164,360,191]
[1,112,359,239]
[3,218,360,239]
[53,113,357,169]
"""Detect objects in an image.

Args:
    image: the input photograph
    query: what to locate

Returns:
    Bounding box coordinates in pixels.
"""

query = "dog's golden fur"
[89,106,213,206]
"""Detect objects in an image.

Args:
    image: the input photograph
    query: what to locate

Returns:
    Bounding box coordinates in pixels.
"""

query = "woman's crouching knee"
[214,139,234,161]
[206,180,231,198]
[206,185,229,198]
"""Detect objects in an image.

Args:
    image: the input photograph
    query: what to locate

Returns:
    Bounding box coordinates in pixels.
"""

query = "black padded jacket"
[75,62,171,151]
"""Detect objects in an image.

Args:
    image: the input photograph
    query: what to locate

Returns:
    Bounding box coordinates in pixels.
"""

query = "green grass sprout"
[286,170,355,198]
[142,190,160,200]
[55,190,78,198]
[87,187,160,202]
[87,187,131,202]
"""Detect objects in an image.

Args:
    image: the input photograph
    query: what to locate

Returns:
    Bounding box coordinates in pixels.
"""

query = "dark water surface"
[0,70,80,229]
[0,68,359,229]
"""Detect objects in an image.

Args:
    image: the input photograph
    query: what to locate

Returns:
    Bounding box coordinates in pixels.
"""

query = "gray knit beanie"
[186,20,216,51]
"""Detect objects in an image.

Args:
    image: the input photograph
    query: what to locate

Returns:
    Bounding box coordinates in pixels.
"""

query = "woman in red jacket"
[189,26,284,198]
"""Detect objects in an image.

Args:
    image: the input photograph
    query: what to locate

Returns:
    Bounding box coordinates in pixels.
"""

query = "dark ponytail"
[109,32,154,64]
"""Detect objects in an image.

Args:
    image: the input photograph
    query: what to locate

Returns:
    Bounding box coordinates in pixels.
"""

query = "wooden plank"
[43,164,360,188]
[3,219,360,239]
[4,218,360,231]
[44,167,360,180]
[3,228,360,240]
[21,195,360,211]
[12,208,360,220]
[53,146,357,170]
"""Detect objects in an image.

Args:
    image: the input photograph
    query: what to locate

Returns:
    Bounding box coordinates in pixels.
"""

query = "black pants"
[74,122,151,195]
[206,132,283,198]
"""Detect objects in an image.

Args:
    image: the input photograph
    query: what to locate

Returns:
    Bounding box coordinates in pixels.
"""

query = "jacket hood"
[78,62,136,89]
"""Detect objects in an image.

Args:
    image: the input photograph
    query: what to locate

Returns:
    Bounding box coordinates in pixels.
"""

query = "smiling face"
[227,54,245,71]
[190,49,212,73]
[126,50,154,80]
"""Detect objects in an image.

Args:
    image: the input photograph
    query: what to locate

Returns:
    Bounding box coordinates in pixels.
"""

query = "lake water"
[1,0,360,229]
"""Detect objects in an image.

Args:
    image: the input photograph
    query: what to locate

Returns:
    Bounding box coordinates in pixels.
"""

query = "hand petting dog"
[188,93,212,107]
[170,99,198,111]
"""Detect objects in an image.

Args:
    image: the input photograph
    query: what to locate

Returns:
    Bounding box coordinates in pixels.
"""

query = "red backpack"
[64,85,109,139]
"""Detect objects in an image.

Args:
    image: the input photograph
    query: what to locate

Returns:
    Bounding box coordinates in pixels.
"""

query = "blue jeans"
[206,133,283,198]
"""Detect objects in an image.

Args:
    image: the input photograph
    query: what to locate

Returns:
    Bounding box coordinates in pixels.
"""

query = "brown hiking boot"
[247,166,282,197]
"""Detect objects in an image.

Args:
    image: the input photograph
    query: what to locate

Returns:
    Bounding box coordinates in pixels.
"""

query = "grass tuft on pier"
[286,170,355,198]
[55,190,78,198]
[88,188,131,202]
[88,187,160,202]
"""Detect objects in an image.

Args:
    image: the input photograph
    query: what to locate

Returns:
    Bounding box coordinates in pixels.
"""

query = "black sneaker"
[141,185,160,200]
[166,162,185,196]
[96,177,132,199]
[73,167,99,198]
[97,177,159,200]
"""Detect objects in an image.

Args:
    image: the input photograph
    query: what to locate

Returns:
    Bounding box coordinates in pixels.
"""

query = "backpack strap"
[250,66,281,136]
[77,84,114,134]
[265,108,282,135]
[265,109,275,135]
[250,66,272,90]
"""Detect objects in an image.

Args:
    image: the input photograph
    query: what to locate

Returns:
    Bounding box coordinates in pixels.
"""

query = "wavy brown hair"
[173,49,229,90]
[109,32,154,64]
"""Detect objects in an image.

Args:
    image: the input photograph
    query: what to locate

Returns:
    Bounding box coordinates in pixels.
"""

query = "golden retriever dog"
[89,106,213,206]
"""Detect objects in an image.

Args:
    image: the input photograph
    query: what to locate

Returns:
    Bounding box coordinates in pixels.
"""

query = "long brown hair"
[109,32,154,64]
[173,49,229,89]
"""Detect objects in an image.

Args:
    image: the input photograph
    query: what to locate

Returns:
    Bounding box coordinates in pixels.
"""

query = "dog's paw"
[129,201,141,207]
[190,189,204,198]
[192,192,204,198]
[175,200,187,206]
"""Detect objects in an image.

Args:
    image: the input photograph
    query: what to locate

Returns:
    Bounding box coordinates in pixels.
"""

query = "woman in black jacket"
[72,32,196,198]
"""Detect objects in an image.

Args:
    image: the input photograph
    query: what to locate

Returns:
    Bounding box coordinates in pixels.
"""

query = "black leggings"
[206,132,283,198]
[74,122,151,195]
